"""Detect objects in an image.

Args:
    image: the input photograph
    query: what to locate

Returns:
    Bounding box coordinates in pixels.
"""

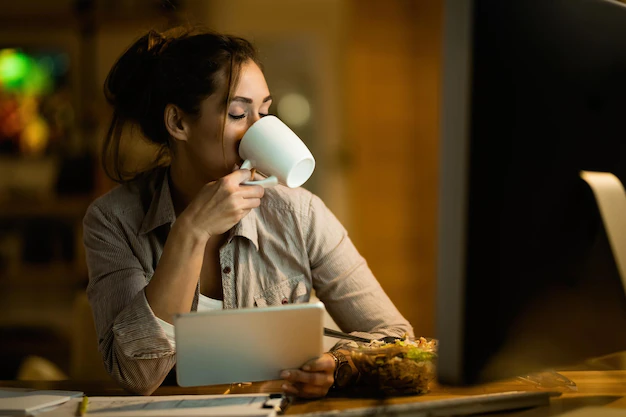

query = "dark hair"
[102,26,262,183]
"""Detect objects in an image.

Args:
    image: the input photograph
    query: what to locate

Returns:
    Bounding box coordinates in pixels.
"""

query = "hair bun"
[147,30,173,55]
[103,30,168,120]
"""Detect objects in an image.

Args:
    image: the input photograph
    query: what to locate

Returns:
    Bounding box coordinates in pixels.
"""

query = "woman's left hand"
[280,353,335,398]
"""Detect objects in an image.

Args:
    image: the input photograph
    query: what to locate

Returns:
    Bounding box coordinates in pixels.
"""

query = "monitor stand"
[580,171,626,296]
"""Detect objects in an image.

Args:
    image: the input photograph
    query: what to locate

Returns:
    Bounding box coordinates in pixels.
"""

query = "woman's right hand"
[176,169,264,241]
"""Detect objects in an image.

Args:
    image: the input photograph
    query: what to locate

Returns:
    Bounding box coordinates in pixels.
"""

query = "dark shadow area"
[0,326,70,379]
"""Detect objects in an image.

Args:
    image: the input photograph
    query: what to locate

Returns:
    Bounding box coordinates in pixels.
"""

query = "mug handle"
[240,159,279,188]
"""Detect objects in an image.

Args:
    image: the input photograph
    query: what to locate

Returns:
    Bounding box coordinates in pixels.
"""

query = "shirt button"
[281,297,289,305]
[222,266,231,274]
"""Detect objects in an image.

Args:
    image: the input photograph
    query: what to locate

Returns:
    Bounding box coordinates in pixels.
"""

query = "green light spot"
[0,49,32,88]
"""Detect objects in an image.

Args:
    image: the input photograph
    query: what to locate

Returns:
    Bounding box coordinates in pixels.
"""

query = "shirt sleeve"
[303,194,415,344]
[156,317,176,348]
[83,203,176,395]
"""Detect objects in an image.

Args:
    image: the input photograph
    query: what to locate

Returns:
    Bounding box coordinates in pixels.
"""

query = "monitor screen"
[436,0,626,386]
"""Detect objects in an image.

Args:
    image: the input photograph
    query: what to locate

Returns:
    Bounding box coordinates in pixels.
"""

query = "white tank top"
[156,294,223,349]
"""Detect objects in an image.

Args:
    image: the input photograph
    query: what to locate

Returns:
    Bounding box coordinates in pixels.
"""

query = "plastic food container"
[346,337,437,395]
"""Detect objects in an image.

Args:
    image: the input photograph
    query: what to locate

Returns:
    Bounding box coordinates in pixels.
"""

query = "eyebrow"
[231,95,273,104]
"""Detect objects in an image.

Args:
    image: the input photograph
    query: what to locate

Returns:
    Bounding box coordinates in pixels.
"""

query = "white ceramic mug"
[239,115,315,188]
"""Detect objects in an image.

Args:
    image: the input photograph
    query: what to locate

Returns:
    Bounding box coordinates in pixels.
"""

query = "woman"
[83,26,413,397]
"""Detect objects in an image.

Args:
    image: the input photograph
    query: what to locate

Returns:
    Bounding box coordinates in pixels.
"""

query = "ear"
[164,104,189,142]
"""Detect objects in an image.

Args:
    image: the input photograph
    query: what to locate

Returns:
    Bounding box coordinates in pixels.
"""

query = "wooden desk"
[2,370,625,416]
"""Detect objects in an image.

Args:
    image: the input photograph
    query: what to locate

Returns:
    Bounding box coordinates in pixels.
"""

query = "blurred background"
[0,0,442,381]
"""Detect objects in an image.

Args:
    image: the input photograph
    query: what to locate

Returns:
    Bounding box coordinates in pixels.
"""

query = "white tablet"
[174,302,324,387]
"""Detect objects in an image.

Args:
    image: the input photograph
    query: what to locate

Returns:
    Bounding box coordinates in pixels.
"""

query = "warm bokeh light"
[20,115,50,155]
[277,92,311,127]
[0,48,69,156]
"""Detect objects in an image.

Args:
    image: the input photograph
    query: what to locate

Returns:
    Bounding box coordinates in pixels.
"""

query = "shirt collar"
[139,168,260,251]
[230,208,259,251]
[139,169,177,235]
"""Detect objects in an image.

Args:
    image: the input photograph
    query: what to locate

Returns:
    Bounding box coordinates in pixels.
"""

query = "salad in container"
[346,336,437,395]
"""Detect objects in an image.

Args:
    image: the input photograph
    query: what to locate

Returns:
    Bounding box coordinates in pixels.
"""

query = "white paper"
[0,388,83,415]
[37,394,278,417]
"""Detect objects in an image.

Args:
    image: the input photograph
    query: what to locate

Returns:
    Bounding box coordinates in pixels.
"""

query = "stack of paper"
[0,388,83,416]
[39,394,283,417]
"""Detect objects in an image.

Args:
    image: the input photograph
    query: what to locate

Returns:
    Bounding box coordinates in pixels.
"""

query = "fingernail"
[282,383,297,394]
[280,371,290,378]
[302,365,311,371]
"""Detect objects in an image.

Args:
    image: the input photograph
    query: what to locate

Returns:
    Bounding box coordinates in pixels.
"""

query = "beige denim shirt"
[83,168,413,395]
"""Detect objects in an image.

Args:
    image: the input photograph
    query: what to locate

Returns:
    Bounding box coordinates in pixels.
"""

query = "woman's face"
[182,60,272,182]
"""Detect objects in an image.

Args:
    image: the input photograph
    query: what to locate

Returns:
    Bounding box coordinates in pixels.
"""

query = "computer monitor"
[436,0,626,386]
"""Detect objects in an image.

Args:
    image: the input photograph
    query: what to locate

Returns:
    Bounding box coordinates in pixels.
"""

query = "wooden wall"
[344,0,443,337]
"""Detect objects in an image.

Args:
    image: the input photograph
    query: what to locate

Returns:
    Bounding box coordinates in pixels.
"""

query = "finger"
[247,198,262,209]
[237,185,265,199]
[281,382,299,396]
[281,369,333,386]
[228,168,254,184]
[291,382,330,399]
[301,354,335,372]
[238,208,252,219]
[237,198,261,211]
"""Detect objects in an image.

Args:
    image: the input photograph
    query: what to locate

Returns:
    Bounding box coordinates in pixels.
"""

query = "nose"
[248,113,262,126]
[239,115,260,142]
